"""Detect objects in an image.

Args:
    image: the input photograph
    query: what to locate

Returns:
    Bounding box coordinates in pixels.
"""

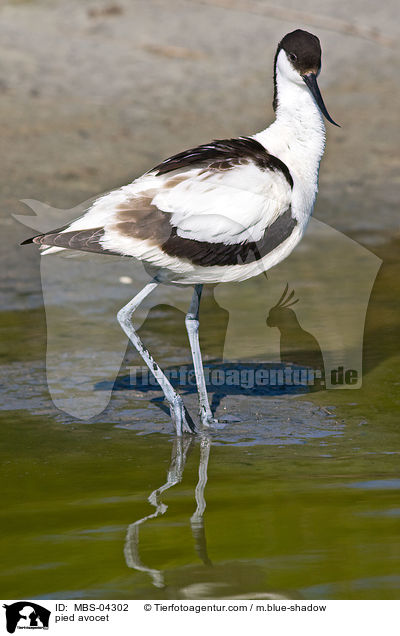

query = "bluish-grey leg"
[185,285,217,428]
[117,280,195,435]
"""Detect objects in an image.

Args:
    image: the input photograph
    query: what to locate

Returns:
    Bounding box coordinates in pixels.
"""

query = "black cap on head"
[278,29,321,74]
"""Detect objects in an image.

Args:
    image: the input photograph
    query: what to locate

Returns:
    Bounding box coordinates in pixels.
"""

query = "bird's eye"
[289,52,297,62]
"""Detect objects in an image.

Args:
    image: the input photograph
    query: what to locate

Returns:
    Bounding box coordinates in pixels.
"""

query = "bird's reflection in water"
[124,435,300,600]
[190,436,212,566]
[124,433,212,588]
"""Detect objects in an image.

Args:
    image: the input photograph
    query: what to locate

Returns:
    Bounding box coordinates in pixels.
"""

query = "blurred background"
[1,0,399,600]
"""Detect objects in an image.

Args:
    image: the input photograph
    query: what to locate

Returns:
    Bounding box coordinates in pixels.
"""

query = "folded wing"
[24,137,294,267]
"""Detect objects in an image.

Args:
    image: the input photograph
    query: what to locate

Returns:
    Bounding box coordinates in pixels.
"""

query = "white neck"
[254,55,326,217]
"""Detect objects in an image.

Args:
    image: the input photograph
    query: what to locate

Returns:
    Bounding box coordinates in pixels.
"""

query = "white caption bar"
[1,599,398,635]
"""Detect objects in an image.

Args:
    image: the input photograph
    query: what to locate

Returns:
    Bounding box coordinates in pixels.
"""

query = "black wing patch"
[161,207,297,266]
[152,136,293,188]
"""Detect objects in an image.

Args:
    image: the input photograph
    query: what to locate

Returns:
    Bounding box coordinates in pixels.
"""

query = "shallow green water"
[1,411,399,600]
[0,236,399,600]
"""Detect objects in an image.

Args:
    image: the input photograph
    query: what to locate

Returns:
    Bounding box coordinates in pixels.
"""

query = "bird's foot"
[171,396,196,435]
[199,411,226,430]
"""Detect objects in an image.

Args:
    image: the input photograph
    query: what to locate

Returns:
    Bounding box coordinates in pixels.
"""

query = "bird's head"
[274,29,339,127]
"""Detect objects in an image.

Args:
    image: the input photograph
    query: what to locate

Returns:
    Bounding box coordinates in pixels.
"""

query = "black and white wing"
[23,137,295,271]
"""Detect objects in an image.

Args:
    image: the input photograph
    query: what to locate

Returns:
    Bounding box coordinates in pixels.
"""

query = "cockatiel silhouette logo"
[3,602,50,633]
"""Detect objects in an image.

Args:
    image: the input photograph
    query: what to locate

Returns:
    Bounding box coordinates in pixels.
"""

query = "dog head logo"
[3,602,50,633]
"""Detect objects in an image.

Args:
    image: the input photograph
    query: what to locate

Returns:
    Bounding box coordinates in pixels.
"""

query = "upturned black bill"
[302,73,340,127]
